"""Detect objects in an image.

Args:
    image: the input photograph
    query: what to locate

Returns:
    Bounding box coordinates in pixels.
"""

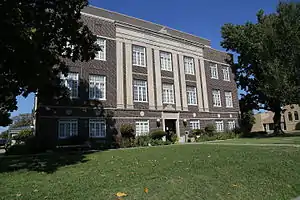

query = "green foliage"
[0,0,98,126]
[13,129,33,142]
[120,124,135,139]
[196,131,237,142]
[150,130,166,140]
[120,138,135,148]
[10,113,32,128]
[150,139,167,146]
[6,136,43,155]
[192,129,206,136]
[221,2,300,134]
[0,130,9,139]
[204,124,216,136]
[134,136,151,147]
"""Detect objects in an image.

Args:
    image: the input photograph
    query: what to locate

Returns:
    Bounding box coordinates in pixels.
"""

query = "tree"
[0,0,99,126]
[221,2,300,134]
[10,113,32,128]
[0,130,9,139]
[239,99,255,134]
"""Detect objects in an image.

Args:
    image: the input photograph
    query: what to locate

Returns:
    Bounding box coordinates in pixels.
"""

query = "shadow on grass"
[0,151,94,174]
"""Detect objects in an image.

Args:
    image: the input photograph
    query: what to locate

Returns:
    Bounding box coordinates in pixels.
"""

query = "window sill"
[213,105,222,107]
[185,73,195,75]
[223,79,231,82]
[94,58,106,61]
[89,136,106,138]
[211,77,219,80]
[134,101,148,103]
[161,69,173,72]
[226,106,234,108]
[188,104,198,106]
[133,64,146,67]
[89,98,106,101]
[163,102,175,105]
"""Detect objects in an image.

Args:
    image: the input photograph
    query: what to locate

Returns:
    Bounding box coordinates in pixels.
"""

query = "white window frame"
[215,121,224,132]
[160,51,172,71]
[60,72,79,98]
[58,119,78,139]
[132,45,146,67]
[187,86,197,105]
[89,119,106,138]
[89,75,106,100]
[135,120,149,136]
[184,56,195,75]
[190,120,200,130]
[133,80,148,102]
[225,91,233,108]
[212,90,222,107]
[95,38,106,61]
[210,63,218,79]
[223,67,230,81]
[162,84,175,104]
[228,121,236,130]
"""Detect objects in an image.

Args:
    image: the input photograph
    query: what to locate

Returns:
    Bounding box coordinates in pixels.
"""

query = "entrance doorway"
[164,119,177,141]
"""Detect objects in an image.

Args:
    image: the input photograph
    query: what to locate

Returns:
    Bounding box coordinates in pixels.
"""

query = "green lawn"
[1,145,300,200]
[211,136,300,145]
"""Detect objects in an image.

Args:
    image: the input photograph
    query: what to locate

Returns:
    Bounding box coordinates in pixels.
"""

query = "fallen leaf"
[208,155,211,158]
[116,192,127,197]
[227,192,231,195]
[33,189,39,192]
[16,194,22,197]
[144,187,149,193]
[232,184,238,187]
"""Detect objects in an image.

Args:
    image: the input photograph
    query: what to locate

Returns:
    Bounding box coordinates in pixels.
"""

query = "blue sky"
[0,0,279,131]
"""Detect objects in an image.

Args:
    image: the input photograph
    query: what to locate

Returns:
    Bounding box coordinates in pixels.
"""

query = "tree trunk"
[273,109,284,135]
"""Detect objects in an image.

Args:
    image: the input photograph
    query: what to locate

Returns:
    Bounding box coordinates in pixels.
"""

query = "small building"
[283,104,300,131]
[251,111,285,133]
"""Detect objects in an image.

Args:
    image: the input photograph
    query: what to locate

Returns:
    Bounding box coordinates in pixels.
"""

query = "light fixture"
[156,118,161,127]
[183,119,187,127]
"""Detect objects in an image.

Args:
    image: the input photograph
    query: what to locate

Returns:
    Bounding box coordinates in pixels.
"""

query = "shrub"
[120,124,135,138]
[188,132,196,138]
[150,130,166,140]
[135,135,151,147]
[216,131,236,140]
[120,138,135,148]
[13,129,33,142]
[170,134,179,144]
[6,136,44,155]
[204,124,216,136]
[192,129,205,136]
[150,139,166,146]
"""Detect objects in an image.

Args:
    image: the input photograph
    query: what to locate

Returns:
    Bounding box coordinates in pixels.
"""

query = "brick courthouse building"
[34,6,239,146]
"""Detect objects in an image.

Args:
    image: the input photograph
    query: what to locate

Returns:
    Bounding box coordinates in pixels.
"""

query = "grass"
[211,136,300,145]
[1,144,300,200]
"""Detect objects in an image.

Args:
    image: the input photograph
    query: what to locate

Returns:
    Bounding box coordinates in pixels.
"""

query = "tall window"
[228,121,236,130]
[223,67,230,81]
[135,121,149,136]
[212,90,221,107]
[294,111,299,121]
[160,51,172,71]
[58,119,78,139]
[89,119,106,138]
[288,112,293,121]
[162,84,174,104]
[61,72,79,98]
[184,56,195,75]
[132,45,146,67]
[187,86,197,105]
[89,75,106,100]
[190,120,200,130]
[95,38,106,61]
[215,121,224,132]
[133,80,147,102]
[210,63,218,79]
[225,91,233,108]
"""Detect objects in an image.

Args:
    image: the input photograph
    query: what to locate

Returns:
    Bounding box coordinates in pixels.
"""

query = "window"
[162,84,174,104]
[215,121,224,132]
[135,121,149,136]
[95,38,106,61]
[223,67,230,81]
[89,75,106,100]
[294,111,299,121]
[228,121,236,130]
[133,80,147,102]
[288,112,293,121]
[225,91,233,108]
[212,90,221,107]
[89,119,106,138]
[58,120,78,139]
[187,86,197,105]
[160,51,172,71]
[132,45,146,67]
[60,72,79,98]
[210,63,218,79]
[184,56,195,75]
[190,120,200,130]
